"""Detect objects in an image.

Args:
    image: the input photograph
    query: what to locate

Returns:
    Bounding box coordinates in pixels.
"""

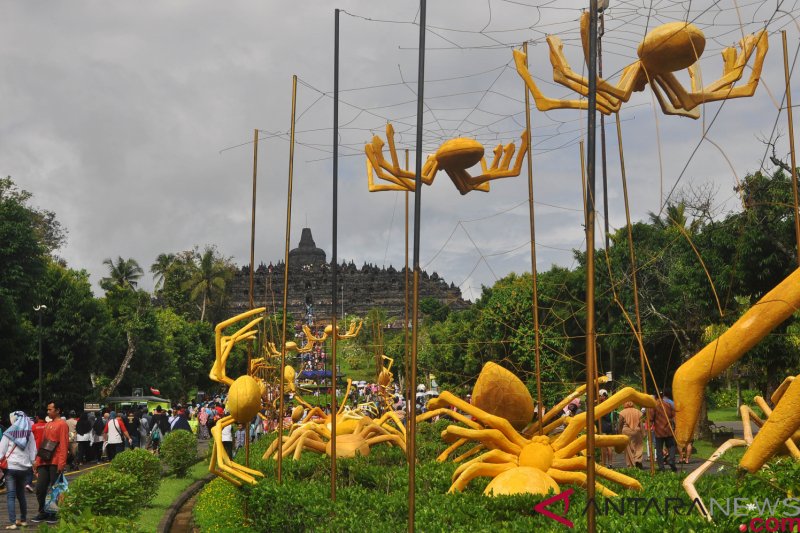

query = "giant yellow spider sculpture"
[264,379,407,460]
[365,123,529,195]
[514,12,768,119]
[208,307,269,486]
[427,388,655,497]
[684,375,800,520]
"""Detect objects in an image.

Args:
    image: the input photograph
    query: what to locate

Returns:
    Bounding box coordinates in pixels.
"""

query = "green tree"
[100,257,144,291]
[150,253,176,292]
[182,246,234,322]
[0,177,65,413]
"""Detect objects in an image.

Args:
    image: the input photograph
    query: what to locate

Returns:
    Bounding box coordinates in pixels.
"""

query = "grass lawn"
[136,460,210,531]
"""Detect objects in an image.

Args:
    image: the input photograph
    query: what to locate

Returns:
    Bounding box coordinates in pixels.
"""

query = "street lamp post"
[34,304,47,408]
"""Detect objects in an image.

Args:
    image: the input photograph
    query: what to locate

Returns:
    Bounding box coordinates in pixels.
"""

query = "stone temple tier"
[226,227,470,322]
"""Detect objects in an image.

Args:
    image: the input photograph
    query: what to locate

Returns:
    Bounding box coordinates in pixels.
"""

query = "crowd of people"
[0,400,199,528]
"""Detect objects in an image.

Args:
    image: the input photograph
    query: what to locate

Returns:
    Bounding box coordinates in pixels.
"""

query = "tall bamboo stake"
[404,149,411,460]
[277,74,298,484]
[246,128,259,470]
[331,8,340,500]
[522,42,543,429]
[783,31,800,266]
[585,1,599,531]
[614,113,655,473]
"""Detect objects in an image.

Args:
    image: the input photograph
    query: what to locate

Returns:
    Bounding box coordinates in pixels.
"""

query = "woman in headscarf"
[75,413,92,468]
[0,411,38,529]
[618,401,644,468]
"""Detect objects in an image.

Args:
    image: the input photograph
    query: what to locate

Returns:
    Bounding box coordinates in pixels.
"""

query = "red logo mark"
[534,488,575,528]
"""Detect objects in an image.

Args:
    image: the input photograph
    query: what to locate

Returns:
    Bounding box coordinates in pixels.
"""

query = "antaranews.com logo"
[533,490,800,531]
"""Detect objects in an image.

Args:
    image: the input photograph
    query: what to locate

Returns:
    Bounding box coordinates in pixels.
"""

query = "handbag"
[37,439,58,462]
[0,444,17,470]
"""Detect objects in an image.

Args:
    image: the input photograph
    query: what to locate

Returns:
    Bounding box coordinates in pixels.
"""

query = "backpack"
[93,417,105,435]
[150,425,162,441]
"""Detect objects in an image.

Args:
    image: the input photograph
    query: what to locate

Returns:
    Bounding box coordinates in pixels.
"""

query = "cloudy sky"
[2,1,797,301]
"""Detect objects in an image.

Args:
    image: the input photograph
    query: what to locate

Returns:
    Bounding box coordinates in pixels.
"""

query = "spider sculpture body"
[514,12,768,118]
[417,362,604,462]
[365,123,529,195]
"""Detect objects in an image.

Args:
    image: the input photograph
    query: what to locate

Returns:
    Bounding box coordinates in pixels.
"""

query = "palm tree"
[100,257,144,291]
[150,253,176,291]
[182,247,233,322]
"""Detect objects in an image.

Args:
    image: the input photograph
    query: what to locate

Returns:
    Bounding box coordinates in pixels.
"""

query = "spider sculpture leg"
[292,431,327,460]
[741,379,800,472]
[555,434,629,459]
[428,391,528,449]
[551,456,643,491]
[363,433,407,453]
[373,410,406,437]
[452,449,520,481]
[653,31,768,116]
[682,438,748,521]
[546,469,617,498]
[554,387,656,449]
[209,416,264,486]
[449,462,517,493]
[211,308,265,385]
[442,426,522,455]
[459,130,530,192]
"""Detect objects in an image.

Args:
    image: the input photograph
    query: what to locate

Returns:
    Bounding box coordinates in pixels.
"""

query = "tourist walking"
[103,411,132,461]
[74,413,92,467]
[1,411,38,529]
[197,406,209,440]
[618,401,644,468]
[32,400,69,524]
[649,391,677,472]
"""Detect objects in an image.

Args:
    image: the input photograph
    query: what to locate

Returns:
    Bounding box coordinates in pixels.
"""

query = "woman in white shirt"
[102,411,132,462]
[1,411,38,529]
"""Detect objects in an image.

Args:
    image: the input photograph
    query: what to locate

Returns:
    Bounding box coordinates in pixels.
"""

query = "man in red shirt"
[31,400,70,524]
[31,412,46,449]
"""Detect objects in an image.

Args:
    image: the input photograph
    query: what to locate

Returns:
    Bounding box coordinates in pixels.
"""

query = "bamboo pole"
[277,74,298,484]
[522,42,543,429]
[246,128,259,470]
[615,113,655,473]
[782,31,800,266]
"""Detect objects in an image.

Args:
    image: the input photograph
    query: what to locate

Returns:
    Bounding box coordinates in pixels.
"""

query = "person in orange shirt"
[31,401,69,524]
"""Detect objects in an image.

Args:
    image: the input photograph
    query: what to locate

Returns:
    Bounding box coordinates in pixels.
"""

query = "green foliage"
[111,448,162,501]
[60,467,145,519]
[197,424,800,533]
[708,388,760,409]
[47,509,145,533]
[160,429,197,477]
[56,510,143,532]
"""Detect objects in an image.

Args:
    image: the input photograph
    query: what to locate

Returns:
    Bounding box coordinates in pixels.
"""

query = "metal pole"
[522,42,543,429]
[598,8,613,388]
[331,8,340,500]
[585,1,599,531]
[278,74,298,484]
[614,112,655,473]
[246,127,258,470]
[782,31,800,266]
[408,2,426,530]
[35,305,46,407]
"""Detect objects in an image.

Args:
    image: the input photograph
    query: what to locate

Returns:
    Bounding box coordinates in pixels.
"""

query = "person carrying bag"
[1,411,37,529]
[32,401,69,525]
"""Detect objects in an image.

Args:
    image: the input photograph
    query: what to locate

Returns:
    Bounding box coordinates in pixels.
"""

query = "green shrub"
[160,429,197,477]
[111,448,162,502]
[709,388,759,408]
[60,467,145,519]
[47,509,146,533]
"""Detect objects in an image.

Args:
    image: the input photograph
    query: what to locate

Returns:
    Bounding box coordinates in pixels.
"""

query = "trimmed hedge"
[60,467,146,519]
[111,448,162,503]
[160,429,197,477]
[47,509,146,532]
[195,419,800,532]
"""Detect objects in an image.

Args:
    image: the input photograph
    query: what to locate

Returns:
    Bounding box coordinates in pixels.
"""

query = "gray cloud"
[1,1,794,300]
